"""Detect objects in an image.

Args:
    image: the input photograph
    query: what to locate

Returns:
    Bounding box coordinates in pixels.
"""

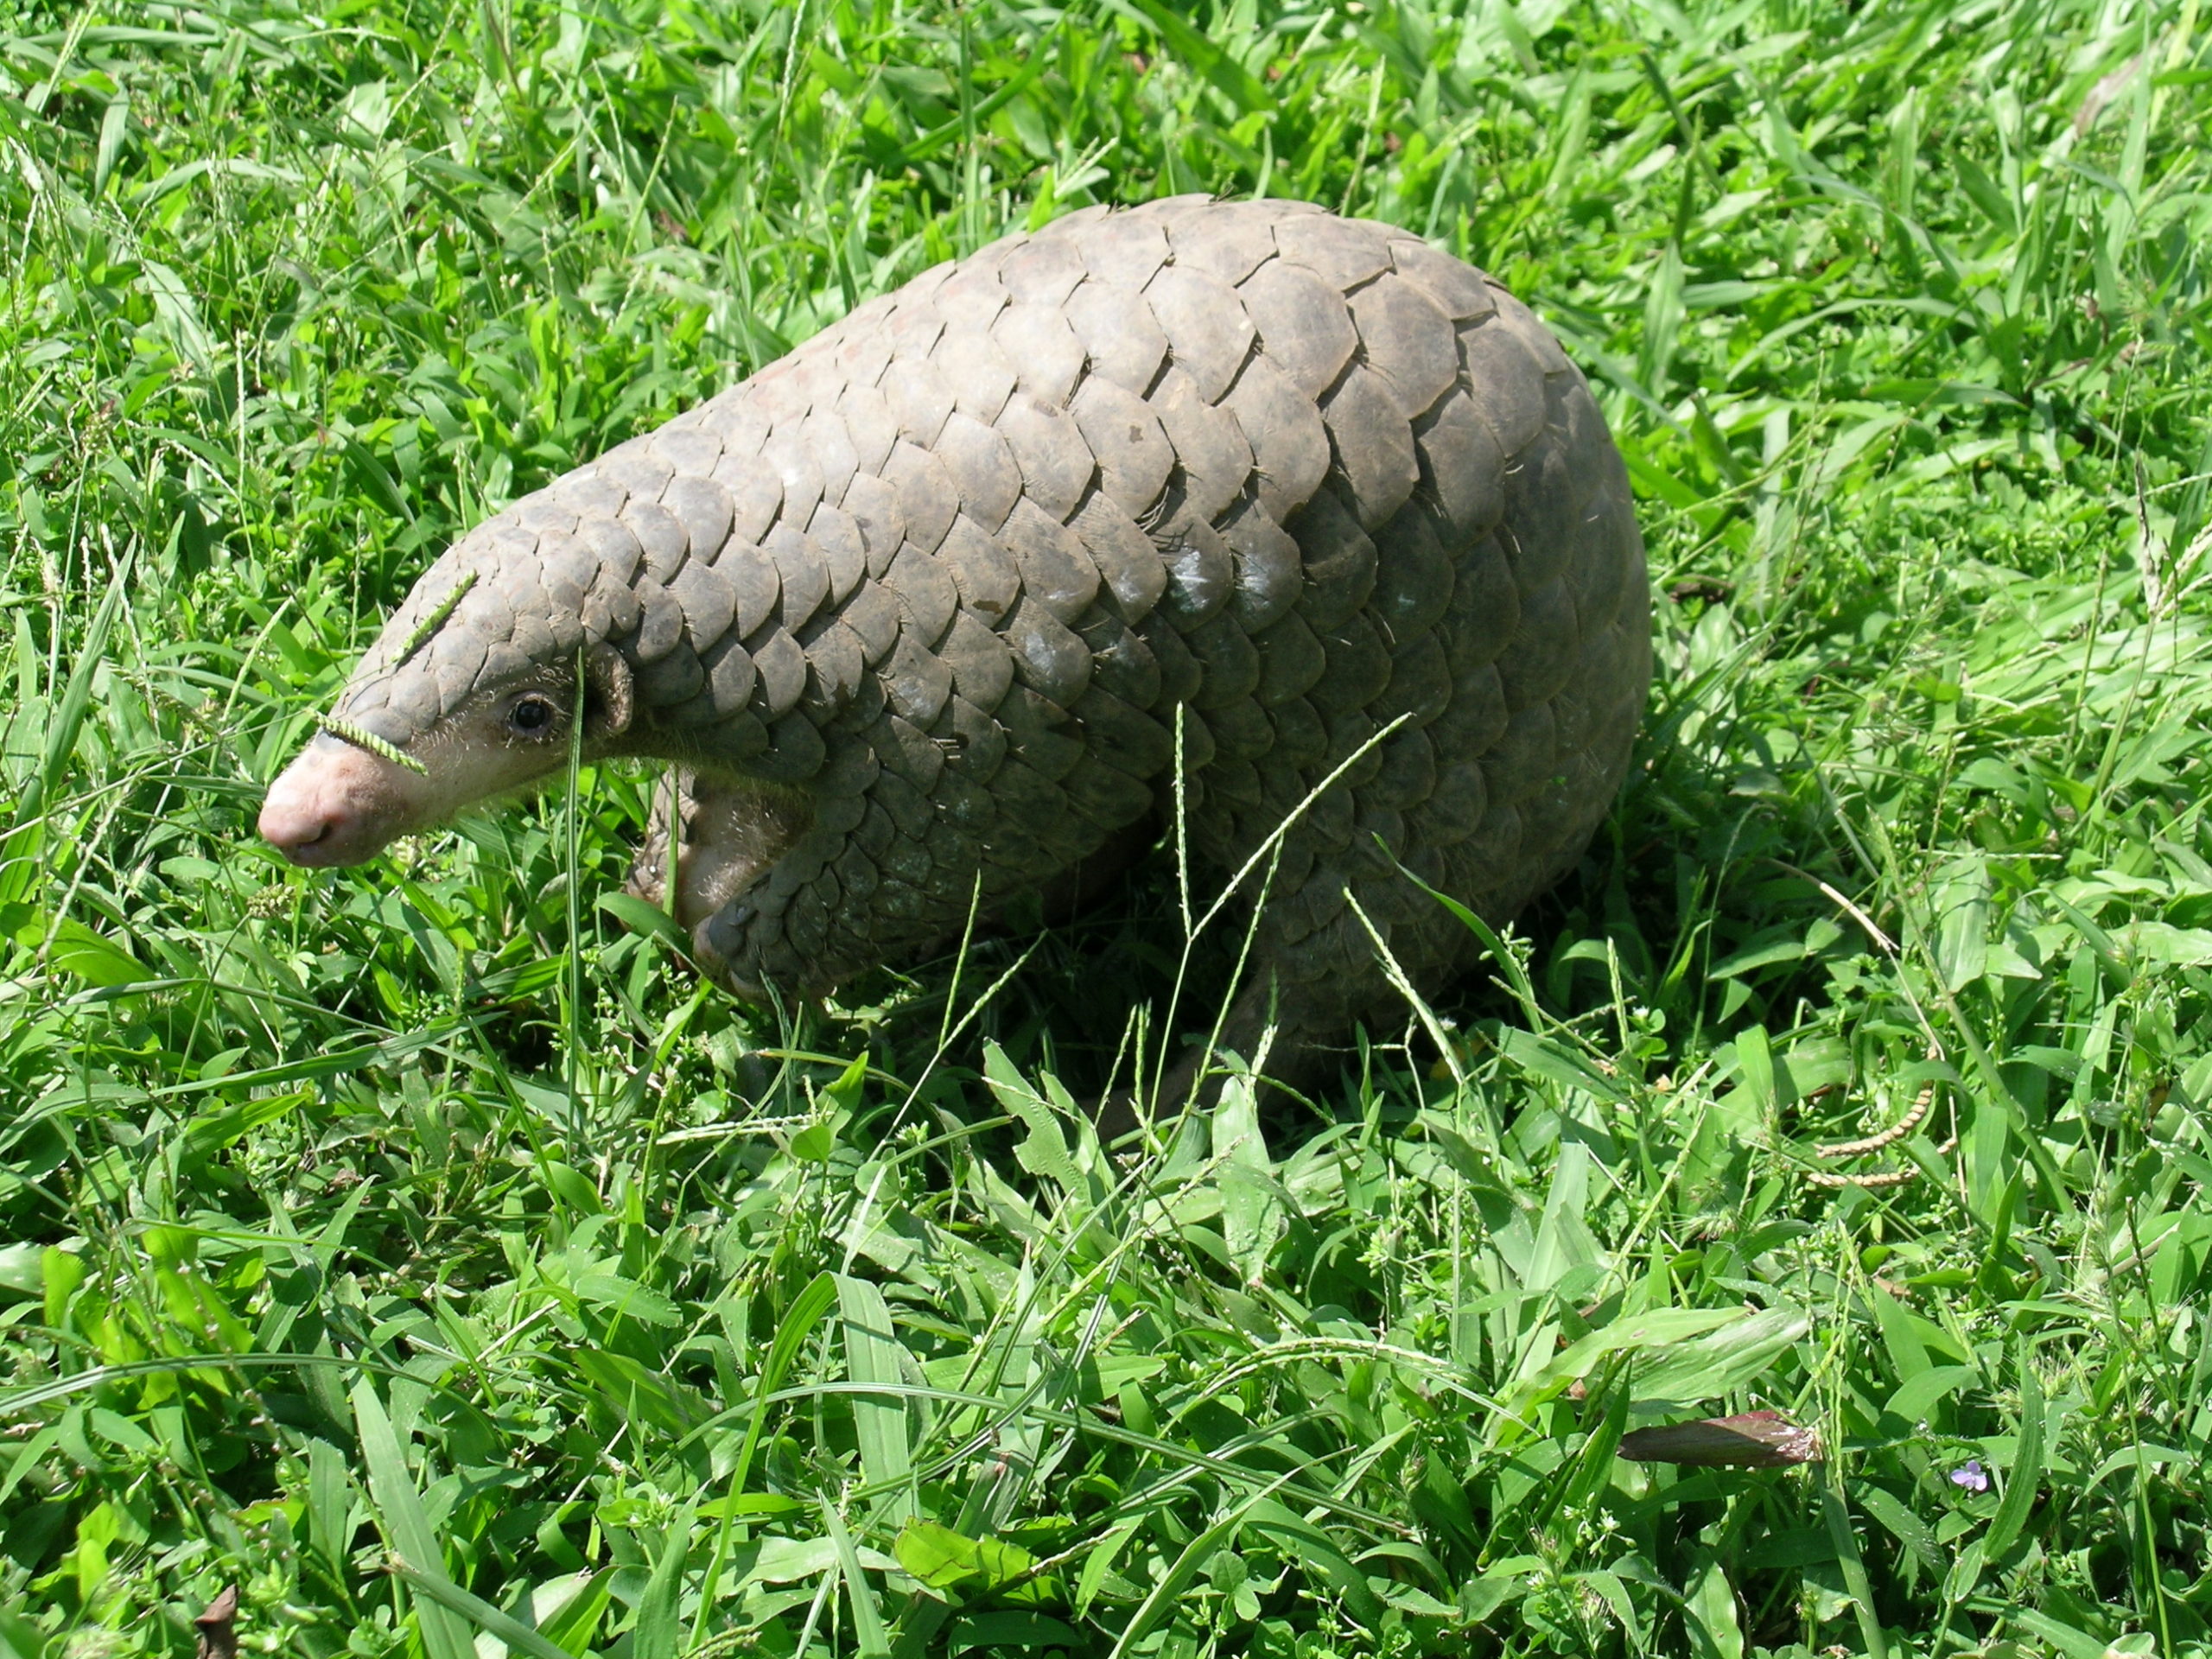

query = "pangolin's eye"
[507,693,560,736]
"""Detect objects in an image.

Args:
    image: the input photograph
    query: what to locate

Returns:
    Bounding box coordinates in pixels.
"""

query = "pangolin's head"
[262,409,842,874]
[259,523,639,868]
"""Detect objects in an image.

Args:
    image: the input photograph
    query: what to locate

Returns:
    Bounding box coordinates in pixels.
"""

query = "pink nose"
[258,738,407,868]
[258,779,346,865]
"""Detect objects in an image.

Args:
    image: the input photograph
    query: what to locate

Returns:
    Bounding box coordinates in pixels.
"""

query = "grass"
[3,0,2211,1653]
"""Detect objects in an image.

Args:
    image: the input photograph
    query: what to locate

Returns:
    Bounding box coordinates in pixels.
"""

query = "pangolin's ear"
[585,644,635,738]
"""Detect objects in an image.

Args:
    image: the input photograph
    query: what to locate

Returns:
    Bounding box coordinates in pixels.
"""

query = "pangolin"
[260,196,1650,1108]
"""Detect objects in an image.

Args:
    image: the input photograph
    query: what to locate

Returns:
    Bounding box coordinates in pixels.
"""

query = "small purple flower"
[1949,1459,1989,1493]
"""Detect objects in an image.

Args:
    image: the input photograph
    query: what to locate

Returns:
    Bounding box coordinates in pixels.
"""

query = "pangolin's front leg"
[626,771,813,988]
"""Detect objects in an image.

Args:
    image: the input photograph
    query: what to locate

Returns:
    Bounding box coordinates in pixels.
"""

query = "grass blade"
[352,1382,474,1659]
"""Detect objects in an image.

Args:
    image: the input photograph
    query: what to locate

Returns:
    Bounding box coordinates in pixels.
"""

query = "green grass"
[3,0,2212,1653]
